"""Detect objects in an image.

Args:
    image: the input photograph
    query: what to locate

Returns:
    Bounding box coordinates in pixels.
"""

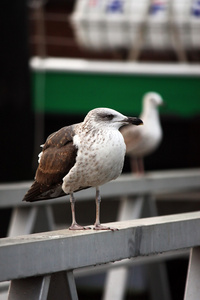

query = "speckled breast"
[62,129,126,193]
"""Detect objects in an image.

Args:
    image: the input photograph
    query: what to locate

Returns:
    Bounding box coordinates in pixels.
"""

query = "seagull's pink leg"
[130,157,144,175]
[138,157,145,174]
[69,193,91,230]
[130,157,139,174]
[94,187,118,231]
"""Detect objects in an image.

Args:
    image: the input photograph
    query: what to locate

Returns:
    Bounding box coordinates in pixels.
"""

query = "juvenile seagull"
[121,92,163,174]
[23,108,143,230]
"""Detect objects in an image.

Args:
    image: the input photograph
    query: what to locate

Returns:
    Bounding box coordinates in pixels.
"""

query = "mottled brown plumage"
[23,124,78,201]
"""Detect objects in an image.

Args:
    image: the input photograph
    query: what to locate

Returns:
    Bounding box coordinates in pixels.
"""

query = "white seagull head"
[83,107,143,130]
[143,92,164,109]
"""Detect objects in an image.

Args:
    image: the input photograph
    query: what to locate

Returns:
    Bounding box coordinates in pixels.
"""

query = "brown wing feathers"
[23,125,78,202]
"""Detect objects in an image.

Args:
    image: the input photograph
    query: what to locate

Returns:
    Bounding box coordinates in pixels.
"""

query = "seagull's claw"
[93,224,119,231]
[69,223,91,230]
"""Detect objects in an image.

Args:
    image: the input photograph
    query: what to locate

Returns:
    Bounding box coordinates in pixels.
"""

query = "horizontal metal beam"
[30,57,200,76]
[74,249,189,278]
[0,169,200,208]
[0,211,200,282]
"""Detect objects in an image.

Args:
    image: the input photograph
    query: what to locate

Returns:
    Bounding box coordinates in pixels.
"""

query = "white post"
[103,196,144,300]
[184,247,200,300]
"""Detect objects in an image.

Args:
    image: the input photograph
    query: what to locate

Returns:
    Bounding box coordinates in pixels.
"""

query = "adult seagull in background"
[121,92,163,174]
[23,108,143,230]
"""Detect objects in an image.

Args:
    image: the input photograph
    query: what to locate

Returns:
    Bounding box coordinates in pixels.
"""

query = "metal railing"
[0,168,200,300]
[0,212,200,299]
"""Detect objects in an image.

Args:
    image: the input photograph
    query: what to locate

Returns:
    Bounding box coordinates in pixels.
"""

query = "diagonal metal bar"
[8,275,50,300]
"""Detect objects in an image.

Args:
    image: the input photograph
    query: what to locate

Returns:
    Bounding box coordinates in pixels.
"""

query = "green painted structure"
[31,59,200,117]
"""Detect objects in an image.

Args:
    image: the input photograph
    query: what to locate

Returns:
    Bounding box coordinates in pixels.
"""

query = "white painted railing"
[0,169,199,208]
[0,169,200,300]
[0,212,200,299]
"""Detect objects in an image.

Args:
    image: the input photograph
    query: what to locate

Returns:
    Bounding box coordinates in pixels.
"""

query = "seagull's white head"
[143,92,164,109]
[83,108,143,130]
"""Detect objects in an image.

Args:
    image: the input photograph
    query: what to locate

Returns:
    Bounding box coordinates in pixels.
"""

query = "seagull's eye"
[106,114,114,120]
[98,113,114,121]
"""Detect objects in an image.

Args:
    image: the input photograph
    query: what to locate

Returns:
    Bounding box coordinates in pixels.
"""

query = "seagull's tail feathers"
[22,181,43,202]
[23,181,92,202]
[22,181,65,202]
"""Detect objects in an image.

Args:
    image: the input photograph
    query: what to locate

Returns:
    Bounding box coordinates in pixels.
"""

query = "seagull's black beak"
[126,117,143,126]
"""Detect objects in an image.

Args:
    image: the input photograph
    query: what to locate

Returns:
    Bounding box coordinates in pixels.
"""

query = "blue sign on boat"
[191,0,200,17]
[150,1,166,15]
[106,0,123,13]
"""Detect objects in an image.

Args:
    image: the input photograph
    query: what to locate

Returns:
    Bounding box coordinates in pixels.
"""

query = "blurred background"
[0,0,200,299]
[1,0,200,183]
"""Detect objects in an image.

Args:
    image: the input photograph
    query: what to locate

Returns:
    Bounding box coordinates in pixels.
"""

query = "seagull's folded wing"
[23,125,78,202]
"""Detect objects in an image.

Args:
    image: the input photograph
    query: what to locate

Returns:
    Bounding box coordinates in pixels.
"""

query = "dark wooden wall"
[0,0,34,182]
